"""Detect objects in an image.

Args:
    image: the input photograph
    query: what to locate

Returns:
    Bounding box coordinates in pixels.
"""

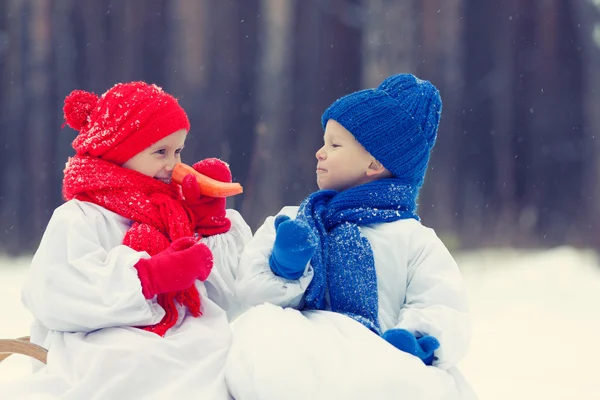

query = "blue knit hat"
[321,74,442,188]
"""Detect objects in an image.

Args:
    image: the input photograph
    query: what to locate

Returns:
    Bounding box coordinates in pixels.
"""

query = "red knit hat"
[62,82,191,165]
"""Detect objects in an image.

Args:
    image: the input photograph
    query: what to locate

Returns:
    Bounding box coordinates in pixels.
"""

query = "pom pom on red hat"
[62,90,99,131]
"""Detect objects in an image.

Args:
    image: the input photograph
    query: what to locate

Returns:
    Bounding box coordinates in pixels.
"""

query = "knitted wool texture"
[321,73,442,188]
[297,179,418,334]
[63,81,190,165]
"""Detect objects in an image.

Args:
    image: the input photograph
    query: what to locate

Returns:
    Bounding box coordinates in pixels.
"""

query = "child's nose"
[316,147,326,160]
[165,161,176,172]
[165,154,181,172]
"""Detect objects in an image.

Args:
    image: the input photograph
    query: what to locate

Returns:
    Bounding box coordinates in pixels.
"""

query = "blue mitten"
[382,328,440,366]
[269,215,317,280]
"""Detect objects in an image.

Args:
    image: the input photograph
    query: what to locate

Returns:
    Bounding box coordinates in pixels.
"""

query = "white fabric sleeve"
[234,206,314,308]
[21,203,165,333]
[395,227,472,370]
[199,209,253,320]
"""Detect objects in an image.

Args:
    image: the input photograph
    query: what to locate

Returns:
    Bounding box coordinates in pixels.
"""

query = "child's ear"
[366,159,388,177]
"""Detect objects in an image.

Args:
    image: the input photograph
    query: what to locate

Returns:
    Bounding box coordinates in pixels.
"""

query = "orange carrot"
[172,163,243,198]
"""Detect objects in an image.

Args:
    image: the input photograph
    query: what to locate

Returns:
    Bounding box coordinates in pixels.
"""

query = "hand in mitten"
[382,328,440,366]
[269,215,317,280]
[134,237,213,299]
[180,158,232,237]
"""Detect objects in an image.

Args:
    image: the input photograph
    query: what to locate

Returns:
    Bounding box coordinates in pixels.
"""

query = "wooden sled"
[0,336,47,364]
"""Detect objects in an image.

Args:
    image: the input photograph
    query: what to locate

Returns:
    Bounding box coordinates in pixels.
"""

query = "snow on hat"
[62,81,190,165]
[321,73,442,188]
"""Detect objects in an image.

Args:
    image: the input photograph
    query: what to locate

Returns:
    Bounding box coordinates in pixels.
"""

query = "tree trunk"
[26,0,54,248]
[241,0,293,229]
[415,0,464,247]
[165,0,208,159]
[0,0,28,254]
[51,0,78,205]
[571,0,600,249]
[488,0,520,246]
[286,0,363,213]
[459,0,497,246]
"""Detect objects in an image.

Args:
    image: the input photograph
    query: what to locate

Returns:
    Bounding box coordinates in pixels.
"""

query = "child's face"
[122,129,187,184]
[316,120,380,192]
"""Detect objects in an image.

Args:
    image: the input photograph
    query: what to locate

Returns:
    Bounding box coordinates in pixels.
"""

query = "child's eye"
[154,149,166,155]
[331,144,341,148]
[175,148,183,154]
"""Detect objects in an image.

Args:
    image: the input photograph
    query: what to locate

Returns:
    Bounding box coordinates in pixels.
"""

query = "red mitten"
[181,158,232,237]
[134,237,213,299]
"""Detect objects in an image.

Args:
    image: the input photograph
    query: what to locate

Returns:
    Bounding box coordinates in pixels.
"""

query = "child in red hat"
[4,82,251,399]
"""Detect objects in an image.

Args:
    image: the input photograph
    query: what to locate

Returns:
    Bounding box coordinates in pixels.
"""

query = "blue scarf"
[296,179,419,334]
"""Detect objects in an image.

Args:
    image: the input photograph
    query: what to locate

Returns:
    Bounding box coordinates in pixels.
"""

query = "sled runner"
[0,336,47,364]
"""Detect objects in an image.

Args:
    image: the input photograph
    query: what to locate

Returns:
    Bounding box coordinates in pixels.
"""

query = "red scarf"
[63,155,203,337]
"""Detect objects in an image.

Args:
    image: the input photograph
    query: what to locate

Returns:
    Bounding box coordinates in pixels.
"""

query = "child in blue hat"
[227,74,476,400]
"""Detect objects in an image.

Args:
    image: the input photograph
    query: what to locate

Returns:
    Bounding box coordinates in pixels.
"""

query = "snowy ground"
[1,247,599,399]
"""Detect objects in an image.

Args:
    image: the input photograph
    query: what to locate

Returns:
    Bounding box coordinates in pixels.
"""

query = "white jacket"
[235,206,471,370]
[5,199,252,399]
